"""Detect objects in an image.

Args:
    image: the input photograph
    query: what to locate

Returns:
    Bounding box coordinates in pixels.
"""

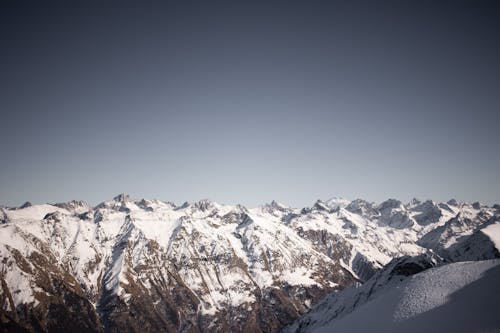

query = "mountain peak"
[260,200,289,215]
[113,193,130,203]
[408,197,422,206]
[325,197,350,209]
[19,201,33,209]
[193,199,217,211]
[313,199,332,212]
[53,200,90,213]
[379,198,403,211]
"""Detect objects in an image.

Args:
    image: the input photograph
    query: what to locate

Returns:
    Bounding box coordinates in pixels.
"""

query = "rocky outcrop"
[411,200,442,226]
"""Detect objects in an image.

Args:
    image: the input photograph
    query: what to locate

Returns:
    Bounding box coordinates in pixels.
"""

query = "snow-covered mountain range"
[1,195,499,332]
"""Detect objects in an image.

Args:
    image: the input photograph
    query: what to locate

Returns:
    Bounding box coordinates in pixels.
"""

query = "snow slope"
[311,260,500,333]
[482,222,500,250]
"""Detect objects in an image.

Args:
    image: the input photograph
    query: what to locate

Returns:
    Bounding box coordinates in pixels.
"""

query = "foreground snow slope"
[312,259,500,333]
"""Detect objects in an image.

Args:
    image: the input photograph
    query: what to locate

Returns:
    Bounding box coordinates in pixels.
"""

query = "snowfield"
[311,260,500,333]
[482,222,500,250]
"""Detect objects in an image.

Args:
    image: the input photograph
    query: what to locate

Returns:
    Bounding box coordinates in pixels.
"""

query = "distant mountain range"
[1,195,499,332]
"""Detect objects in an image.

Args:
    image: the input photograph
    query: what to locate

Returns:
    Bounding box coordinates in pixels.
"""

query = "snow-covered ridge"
[285,259,500,333]
[0,195,499,333]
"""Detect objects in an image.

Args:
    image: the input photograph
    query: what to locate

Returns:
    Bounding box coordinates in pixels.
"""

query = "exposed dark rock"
[312,200,331,213]
[377,200,413,229]
[351,253,378,281]
[53,200,90,212]
[0,209,8,224]
[113,194,130,203]
[19,202,32,209]
[136,199,154,212]
[412,200,442,226]
[345,199,376,216]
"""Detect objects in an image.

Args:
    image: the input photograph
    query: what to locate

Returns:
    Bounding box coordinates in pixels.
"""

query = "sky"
[1,0,499,208]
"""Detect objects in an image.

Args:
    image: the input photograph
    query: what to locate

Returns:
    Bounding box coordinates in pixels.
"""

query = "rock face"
[0,196,499,333]
[411,200,442,226]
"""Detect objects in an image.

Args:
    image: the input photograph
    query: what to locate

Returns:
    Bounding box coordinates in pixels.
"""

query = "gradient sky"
[1,0,499,207]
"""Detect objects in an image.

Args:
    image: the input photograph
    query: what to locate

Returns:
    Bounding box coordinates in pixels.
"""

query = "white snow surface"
[309,260,500,333]
[482,222,500,251]
[324,197,350,209]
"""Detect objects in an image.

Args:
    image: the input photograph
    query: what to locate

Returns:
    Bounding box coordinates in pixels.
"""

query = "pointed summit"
[261,200,289,214]
[270,200,287,209]
[113,193,130,203]
[193,199,216,211]
[19,201,33,209]
[408,198,421,207]
[313,199,331,212]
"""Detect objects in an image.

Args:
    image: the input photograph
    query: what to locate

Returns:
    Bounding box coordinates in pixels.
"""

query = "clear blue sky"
[1,1,499,207]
